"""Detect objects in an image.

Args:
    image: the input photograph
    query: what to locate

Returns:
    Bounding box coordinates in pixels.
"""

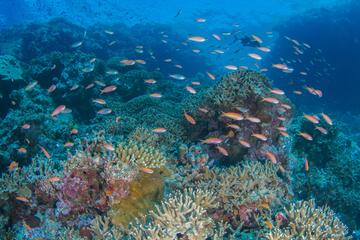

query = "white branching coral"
[267,200,350,240]
[130,189,227,240]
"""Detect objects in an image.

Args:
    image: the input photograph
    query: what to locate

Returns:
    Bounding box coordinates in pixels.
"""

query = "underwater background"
[0,0,359,239]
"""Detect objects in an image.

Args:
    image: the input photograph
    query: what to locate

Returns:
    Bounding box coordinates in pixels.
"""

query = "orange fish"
[188,36,206,42]
[216,146,229,156]
[224,65,238,71]
[270,89,285,95]
[152,128,167,133]
[18,148,27,154]
[248,53,262,60]
[303,114,319,124]
[93,99,106,105]
[97,108,112,115]
[48,84,57,93]
[206,72,216,80]
[8,161,18,172]
[191,81,201,85]
[101,85,117,94]
[246,117,261,123]
[139,167,154,174]
[149,93,162,98]
[239,140,251,148]
[184,112,196,125]
[281,103,292,110]
[258,47,271,52]
[293,90,303,95]
[272,63,288,70]
[251,34,263,44]
[120,59,136,66]
[227,124,240,130]
[320,113,333,126]
[103,143,115,151]
[315,126,328,135]
[264,220,273,230]
[299,132,313,141]
[135,59,146,64]
[51,105,66,117]
[251,133,268,141]
[265,151,277,164]
[212,34,221,41]
[202,138,223,144]
[278,117,286,121]
[21,124,31,130]
[221,112,244,121]
[16,196,29,202]
[70,128,78,134]
[305,159,309,172]
[64,142,74,148]
[198,107,209,113]
[262,97,279,104]
[39,146,51,159]
[144,79,157,84]
[48,176,61,183]
[185,86,197,94]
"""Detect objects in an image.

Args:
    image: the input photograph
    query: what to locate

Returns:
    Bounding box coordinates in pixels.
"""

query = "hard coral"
[0,55,23,80]
[267,200,350,240]
[130,188,228,240]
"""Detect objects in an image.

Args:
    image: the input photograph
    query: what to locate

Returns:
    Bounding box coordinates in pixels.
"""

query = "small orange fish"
[198,107,209,113]
[144,79,157,84]
[293,90,303,95]
[299,132,313,141]
[8,161,18,172]
[135,59,146,64]
[221,112,244,121]
[120,59,136,66]
[305,159,309,172]
[277,126,287,131]
[227,124,240,130]
[93,99,106,105]
[224,65,238,71]
[39,146,51,159]
[18,148,27,154]
[21,124,31,130]
[281,103,292,110]
[64,142,74,148]
[265,151,277,164]
[103,143,115,151]
[139,167,154,174]
[216,146,229,156]
[185,86,197,94]
[101,85,117,94]
[152,128,167,133]
[51,105,66,117]
[23,221,32,231]
[184,112,196,125]
[212,34,221,41]
[97,108,112,115]
[258,47,271,52]
[320,113,333,126]
[149,93,162,98]
[48,176,61,183]
[246,117,261,123]
[264,220,273,230]
[48,84,57,93]
[315,126,328,135]
[272,63,288,70]
[251,133,268,141]
[191,81,201,85]
[303,114,319,124]
[202,138,223,144]
[206,72,216,80]
[278,117,286,121]
[188,36,206,42]
[262,97,279,104]
[239,140,251,148]
[251,34,263,43]
[16,196,29,202]
[248,53,262,60]
[70,128,78,134]
[270,89,285,95]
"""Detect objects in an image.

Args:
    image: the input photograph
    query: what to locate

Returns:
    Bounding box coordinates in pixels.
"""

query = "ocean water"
[0,0,359,239]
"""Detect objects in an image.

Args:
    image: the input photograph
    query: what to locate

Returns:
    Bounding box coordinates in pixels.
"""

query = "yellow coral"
[116,140,167,169]
[267,200,350,240]
[110,169,166,226]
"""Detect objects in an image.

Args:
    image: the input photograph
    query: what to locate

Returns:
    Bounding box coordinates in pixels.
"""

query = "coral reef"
[267,199,350,239]
[0,55,23,81]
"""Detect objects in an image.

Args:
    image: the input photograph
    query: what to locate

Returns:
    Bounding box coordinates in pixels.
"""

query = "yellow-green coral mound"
[267,200,350,240]
[130,189,228,240]
[116,140,167,169]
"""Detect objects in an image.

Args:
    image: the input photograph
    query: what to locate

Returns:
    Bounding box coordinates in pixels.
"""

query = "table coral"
[267,199,350,240]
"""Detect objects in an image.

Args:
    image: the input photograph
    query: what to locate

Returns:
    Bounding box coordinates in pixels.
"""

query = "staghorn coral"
[116,140,168,169]
[266,200,350,240]
[130,188,229,240]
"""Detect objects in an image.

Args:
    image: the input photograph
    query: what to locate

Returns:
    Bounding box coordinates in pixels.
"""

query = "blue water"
[1,0,360,239]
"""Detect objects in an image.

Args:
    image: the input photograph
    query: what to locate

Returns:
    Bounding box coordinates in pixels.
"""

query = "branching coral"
[116,140,168,169]
[267,200,350,240]
[130,188,228,240]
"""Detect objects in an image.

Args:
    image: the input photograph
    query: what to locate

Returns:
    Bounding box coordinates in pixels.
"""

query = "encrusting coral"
[266,199,350,240]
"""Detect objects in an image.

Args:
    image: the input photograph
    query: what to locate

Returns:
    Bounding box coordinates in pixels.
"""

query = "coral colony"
[0,18,358,240]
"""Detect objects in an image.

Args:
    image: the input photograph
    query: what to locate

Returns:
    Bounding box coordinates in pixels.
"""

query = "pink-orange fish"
[305,159,309,172]
[270,89,285,95]
[149,93,162,98]
[18,147,27,154]
[246,117,261,123]
[64,142,74,148]
[251,133,268,141]
[144,79,157,84]
[51,105,66,117]
[202,137,223,144]
[48,176,61,183]
[265,151,277,164]
[224,65,238,71]
[221,112,244,121]
[97,108,112,115]
[40,146,51,159]
[101,85,117,94]
[188,36,206,42]
[299,132,313,141]
[103,143,115,151]
[239,140,251,148]
[315,126,328,135]
[227,124,240,130]
[93,99,106,105]
[262,97,279,104]
[216,146,229,156]
[152,128,167,133]
[16,196,29,202]
[184,112,196,125]
[248,53,262,60]
[206,72,216,80]
[320,113,333,126]
[198,107,209,113]
[21,124,31,130]
[48,84,57,93]
[186,86,197,94]
[212,34,221,41]
[303,114,319,124]
[139,167,154,174]
[70,128,78,134]
[8,161,18,172]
